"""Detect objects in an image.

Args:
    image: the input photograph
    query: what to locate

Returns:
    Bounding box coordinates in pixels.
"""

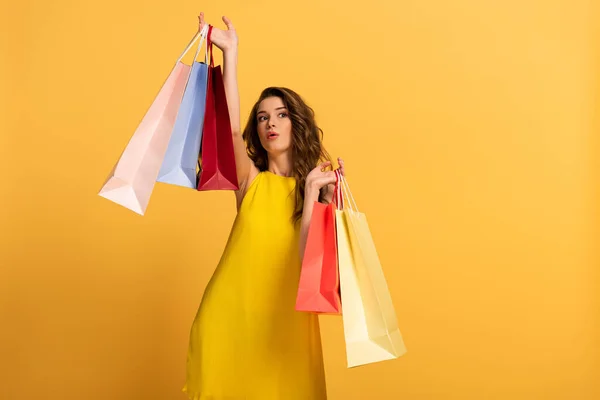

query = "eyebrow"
[257,107,288,115]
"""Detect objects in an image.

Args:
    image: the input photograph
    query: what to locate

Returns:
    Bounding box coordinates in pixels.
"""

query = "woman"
[183,13,345,400]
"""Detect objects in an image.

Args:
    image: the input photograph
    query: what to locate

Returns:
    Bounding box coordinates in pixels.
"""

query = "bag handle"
[191,23,209,64]
[206,25,215,67]
[333,169,344,210]
[338,173,359,213]
[176,24,209,65]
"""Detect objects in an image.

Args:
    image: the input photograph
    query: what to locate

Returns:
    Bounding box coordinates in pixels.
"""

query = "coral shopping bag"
[295,169,344,314]
[336,174,407,367]
[98,28,207,214]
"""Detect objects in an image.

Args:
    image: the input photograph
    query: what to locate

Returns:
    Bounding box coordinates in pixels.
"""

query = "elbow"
[232,129,243,138]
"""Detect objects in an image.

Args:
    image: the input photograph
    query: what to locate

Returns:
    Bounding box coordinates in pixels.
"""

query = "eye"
[278,112,288,118]
[257,115,267,122]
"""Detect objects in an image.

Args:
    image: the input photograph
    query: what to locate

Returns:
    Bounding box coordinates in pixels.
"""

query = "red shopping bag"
[295,170,343,314]
[197,25,239,191]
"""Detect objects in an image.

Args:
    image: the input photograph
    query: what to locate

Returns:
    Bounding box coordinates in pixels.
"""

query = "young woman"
[183,13,345,400]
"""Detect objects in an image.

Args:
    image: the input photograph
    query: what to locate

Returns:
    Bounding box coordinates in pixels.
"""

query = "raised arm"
[198,13,255,190]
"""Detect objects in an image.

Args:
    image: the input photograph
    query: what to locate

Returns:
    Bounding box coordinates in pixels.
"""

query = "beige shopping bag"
[336,175,407,367]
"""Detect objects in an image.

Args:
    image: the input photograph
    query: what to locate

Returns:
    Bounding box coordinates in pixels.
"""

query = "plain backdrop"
[1,1,599,399]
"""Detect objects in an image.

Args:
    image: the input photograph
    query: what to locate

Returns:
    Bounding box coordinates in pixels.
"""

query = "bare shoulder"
[234,162,261,210]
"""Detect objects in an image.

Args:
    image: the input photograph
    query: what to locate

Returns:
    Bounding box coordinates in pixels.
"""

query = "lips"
[267,131,279,140]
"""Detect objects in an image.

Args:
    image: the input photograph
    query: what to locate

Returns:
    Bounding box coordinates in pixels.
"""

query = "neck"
[267,152,293,177]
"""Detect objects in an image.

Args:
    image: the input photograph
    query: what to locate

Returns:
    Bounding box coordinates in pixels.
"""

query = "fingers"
[337,157,346,176]
[313,171,337,189]
[313,161,331,173]
[198,12,206,31]
[222,15,235,30]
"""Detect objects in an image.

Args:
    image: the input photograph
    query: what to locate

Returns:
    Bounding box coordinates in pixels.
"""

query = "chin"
[264,144,291,156]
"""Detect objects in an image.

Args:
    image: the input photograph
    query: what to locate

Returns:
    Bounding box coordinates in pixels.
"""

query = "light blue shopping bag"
[157,25,209,188]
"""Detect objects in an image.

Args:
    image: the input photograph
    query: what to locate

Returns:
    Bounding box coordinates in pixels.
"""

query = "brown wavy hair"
[242,87,331,224]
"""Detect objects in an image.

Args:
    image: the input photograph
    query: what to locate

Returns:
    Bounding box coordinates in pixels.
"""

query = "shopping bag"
[98,28,207,214]
[157,25,210,188]
[197,25,239,191]
[295,170,343,314]
[336,174,407,367]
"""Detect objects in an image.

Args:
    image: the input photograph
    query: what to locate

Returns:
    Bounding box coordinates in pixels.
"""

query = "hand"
[305,161,337,200]
[198,12,238,52]
[320,157,346,204]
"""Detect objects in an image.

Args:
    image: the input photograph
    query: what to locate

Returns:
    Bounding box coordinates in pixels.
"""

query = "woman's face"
[256,96,292,156]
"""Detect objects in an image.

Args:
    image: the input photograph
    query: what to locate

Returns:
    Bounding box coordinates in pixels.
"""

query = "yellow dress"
[183,171,327,400]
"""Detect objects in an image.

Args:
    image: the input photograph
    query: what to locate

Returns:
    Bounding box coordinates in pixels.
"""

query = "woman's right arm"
[198,13,257,192]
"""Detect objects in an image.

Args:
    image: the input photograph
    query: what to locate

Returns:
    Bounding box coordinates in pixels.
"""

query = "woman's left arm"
[299,161,342,261]
[299,188,320,261]
[318,157,345,204]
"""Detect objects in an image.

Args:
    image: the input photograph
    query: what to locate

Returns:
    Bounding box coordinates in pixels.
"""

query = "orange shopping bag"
[295,170,343,314]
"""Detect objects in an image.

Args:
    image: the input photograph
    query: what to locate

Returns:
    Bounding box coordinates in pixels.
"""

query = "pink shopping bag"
[99,27,208,214]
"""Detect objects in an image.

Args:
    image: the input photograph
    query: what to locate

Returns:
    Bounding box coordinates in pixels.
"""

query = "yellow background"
[1,0,599,399]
